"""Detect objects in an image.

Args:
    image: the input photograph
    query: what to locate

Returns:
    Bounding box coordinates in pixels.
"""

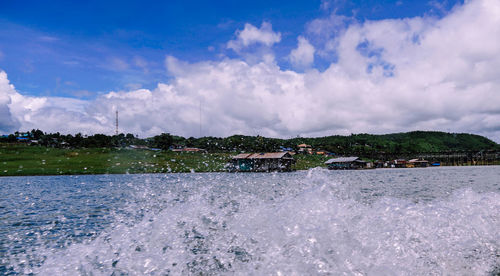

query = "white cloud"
[226,22,282,64]
[1,0,500,142]
[133,56,149,73]
[102,57,130,71]
[227,22,281,52]
[38,35,59,42]
[289,36,315,69]
[0,71,20,132]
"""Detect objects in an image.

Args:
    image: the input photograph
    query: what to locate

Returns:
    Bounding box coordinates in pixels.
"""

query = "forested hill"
[2,130,498,154]
[162,131,499,154]
[283,131,499,154]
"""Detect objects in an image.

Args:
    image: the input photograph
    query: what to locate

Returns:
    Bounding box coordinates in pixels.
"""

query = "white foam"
[28,169,500,275]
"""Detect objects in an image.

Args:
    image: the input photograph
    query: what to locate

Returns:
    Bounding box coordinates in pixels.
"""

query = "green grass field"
[0,144,329,176]
[292,154,330,170]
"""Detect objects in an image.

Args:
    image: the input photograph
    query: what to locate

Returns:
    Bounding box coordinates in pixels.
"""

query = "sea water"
[0,166,499,275]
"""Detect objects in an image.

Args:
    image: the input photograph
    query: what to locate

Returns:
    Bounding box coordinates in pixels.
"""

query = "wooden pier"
[368,151,500,166]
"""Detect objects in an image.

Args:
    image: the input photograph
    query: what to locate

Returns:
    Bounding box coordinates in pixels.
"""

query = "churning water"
[0,166,499,275]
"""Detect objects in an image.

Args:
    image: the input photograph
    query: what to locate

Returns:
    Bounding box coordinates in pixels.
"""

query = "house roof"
[297,144,311,148]
[325,156,360,164]
[232,153,253,159]
[232,152,293,159]
[409,159,428,163]
[183,147,204,152]
[248,152,292,159]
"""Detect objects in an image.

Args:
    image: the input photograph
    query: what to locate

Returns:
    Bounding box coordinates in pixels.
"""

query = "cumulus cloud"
[1,0,500,142]
[289,36,315,69]
[8,88,103,135]
[226,22,282,64]
[0,71,105,135]
[227,22,281,52]
[0,71,20,132]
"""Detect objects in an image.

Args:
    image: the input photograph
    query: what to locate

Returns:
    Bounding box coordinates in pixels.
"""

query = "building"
[15,132,30,142]
[171,147,206,153]
[374,160,388,168]
[228,152,296,172]
[297,143,313,154]
[408,158,429,167]
[325,156,372,170]
[129,145,150,150]
[279,146,294,152]
[390,159,407,168]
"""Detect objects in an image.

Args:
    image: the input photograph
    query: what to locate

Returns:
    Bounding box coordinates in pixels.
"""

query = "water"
[0,166,499,275]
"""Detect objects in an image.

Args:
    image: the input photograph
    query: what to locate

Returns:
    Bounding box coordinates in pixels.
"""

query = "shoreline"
[2,144,498,177]
[2,164,500,177]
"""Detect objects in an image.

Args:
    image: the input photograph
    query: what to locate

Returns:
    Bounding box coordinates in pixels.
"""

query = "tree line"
[1,129,498,154]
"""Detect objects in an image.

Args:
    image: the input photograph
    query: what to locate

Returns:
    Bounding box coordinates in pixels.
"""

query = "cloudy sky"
[1,0,500,142]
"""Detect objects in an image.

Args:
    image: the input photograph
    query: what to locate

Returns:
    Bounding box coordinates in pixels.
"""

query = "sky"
[1,0,500,142]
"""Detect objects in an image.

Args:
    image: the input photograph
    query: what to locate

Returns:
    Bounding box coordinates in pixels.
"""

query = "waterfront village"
[2,131,498,175]
[227,143,437,172]
[2,134,435,173]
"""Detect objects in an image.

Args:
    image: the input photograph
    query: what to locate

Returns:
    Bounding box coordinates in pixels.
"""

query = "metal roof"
[325,156,359,164]
[232,152,293,159]
[409,159,428,163]
[248,152,292,159]
[232,153,253,159]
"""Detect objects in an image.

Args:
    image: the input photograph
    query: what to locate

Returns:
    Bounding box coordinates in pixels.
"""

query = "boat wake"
[7,169,500,275]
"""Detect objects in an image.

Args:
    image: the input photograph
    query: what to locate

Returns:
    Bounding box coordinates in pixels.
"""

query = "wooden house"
[408,158,429,167]
[228,152,296,172]
[325,156,372,170]
[390,159,407,168]
[297,143,313,154]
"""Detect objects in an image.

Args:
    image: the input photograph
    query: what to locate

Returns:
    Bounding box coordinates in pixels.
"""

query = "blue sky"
[0,0,462,98]
[3,0,500,142]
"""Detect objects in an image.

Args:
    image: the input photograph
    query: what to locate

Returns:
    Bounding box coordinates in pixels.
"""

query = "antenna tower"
[199,101,202,137]
[115,110,119,135]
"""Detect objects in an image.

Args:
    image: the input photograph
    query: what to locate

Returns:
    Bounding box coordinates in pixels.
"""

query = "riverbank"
[3,144,498,177]
[0,144,330,176]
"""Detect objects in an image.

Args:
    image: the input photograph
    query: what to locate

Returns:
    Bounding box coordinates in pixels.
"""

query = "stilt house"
[325,156,372,170]
[229,152,296,172]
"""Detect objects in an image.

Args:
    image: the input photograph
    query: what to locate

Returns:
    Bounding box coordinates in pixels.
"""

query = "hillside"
[1,130,498,155]
[1,131,498,176]
[180,131,499,155]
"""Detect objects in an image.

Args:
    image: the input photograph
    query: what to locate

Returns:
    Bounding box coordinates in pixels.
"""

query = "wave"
[24,169,500,275]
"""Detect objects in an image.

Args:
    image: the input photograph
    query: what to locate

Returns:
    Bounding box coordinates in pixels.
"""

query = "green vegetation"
[1,130,498,176]
[2,130,498,154]
[0,144,331,176]
[293,154,330,170]
[285,131,499,155]
[0,144,230,176]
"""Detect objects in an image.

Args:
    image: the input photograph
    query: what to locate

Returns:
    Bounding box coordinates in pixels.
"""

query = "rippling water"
[1,166,499,275]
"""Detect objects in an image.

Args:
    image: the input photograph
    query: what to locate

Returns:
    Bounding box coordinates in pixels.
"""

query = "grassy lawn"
[0,144,232,176]
[293,154,330,170]
[5,144,496,176]
[0,144,332,176]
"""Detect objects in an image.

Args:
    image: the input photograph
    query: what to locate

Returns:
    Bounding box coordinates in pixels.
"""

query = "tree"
[153,133,173,150]
[30,129,44,139]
